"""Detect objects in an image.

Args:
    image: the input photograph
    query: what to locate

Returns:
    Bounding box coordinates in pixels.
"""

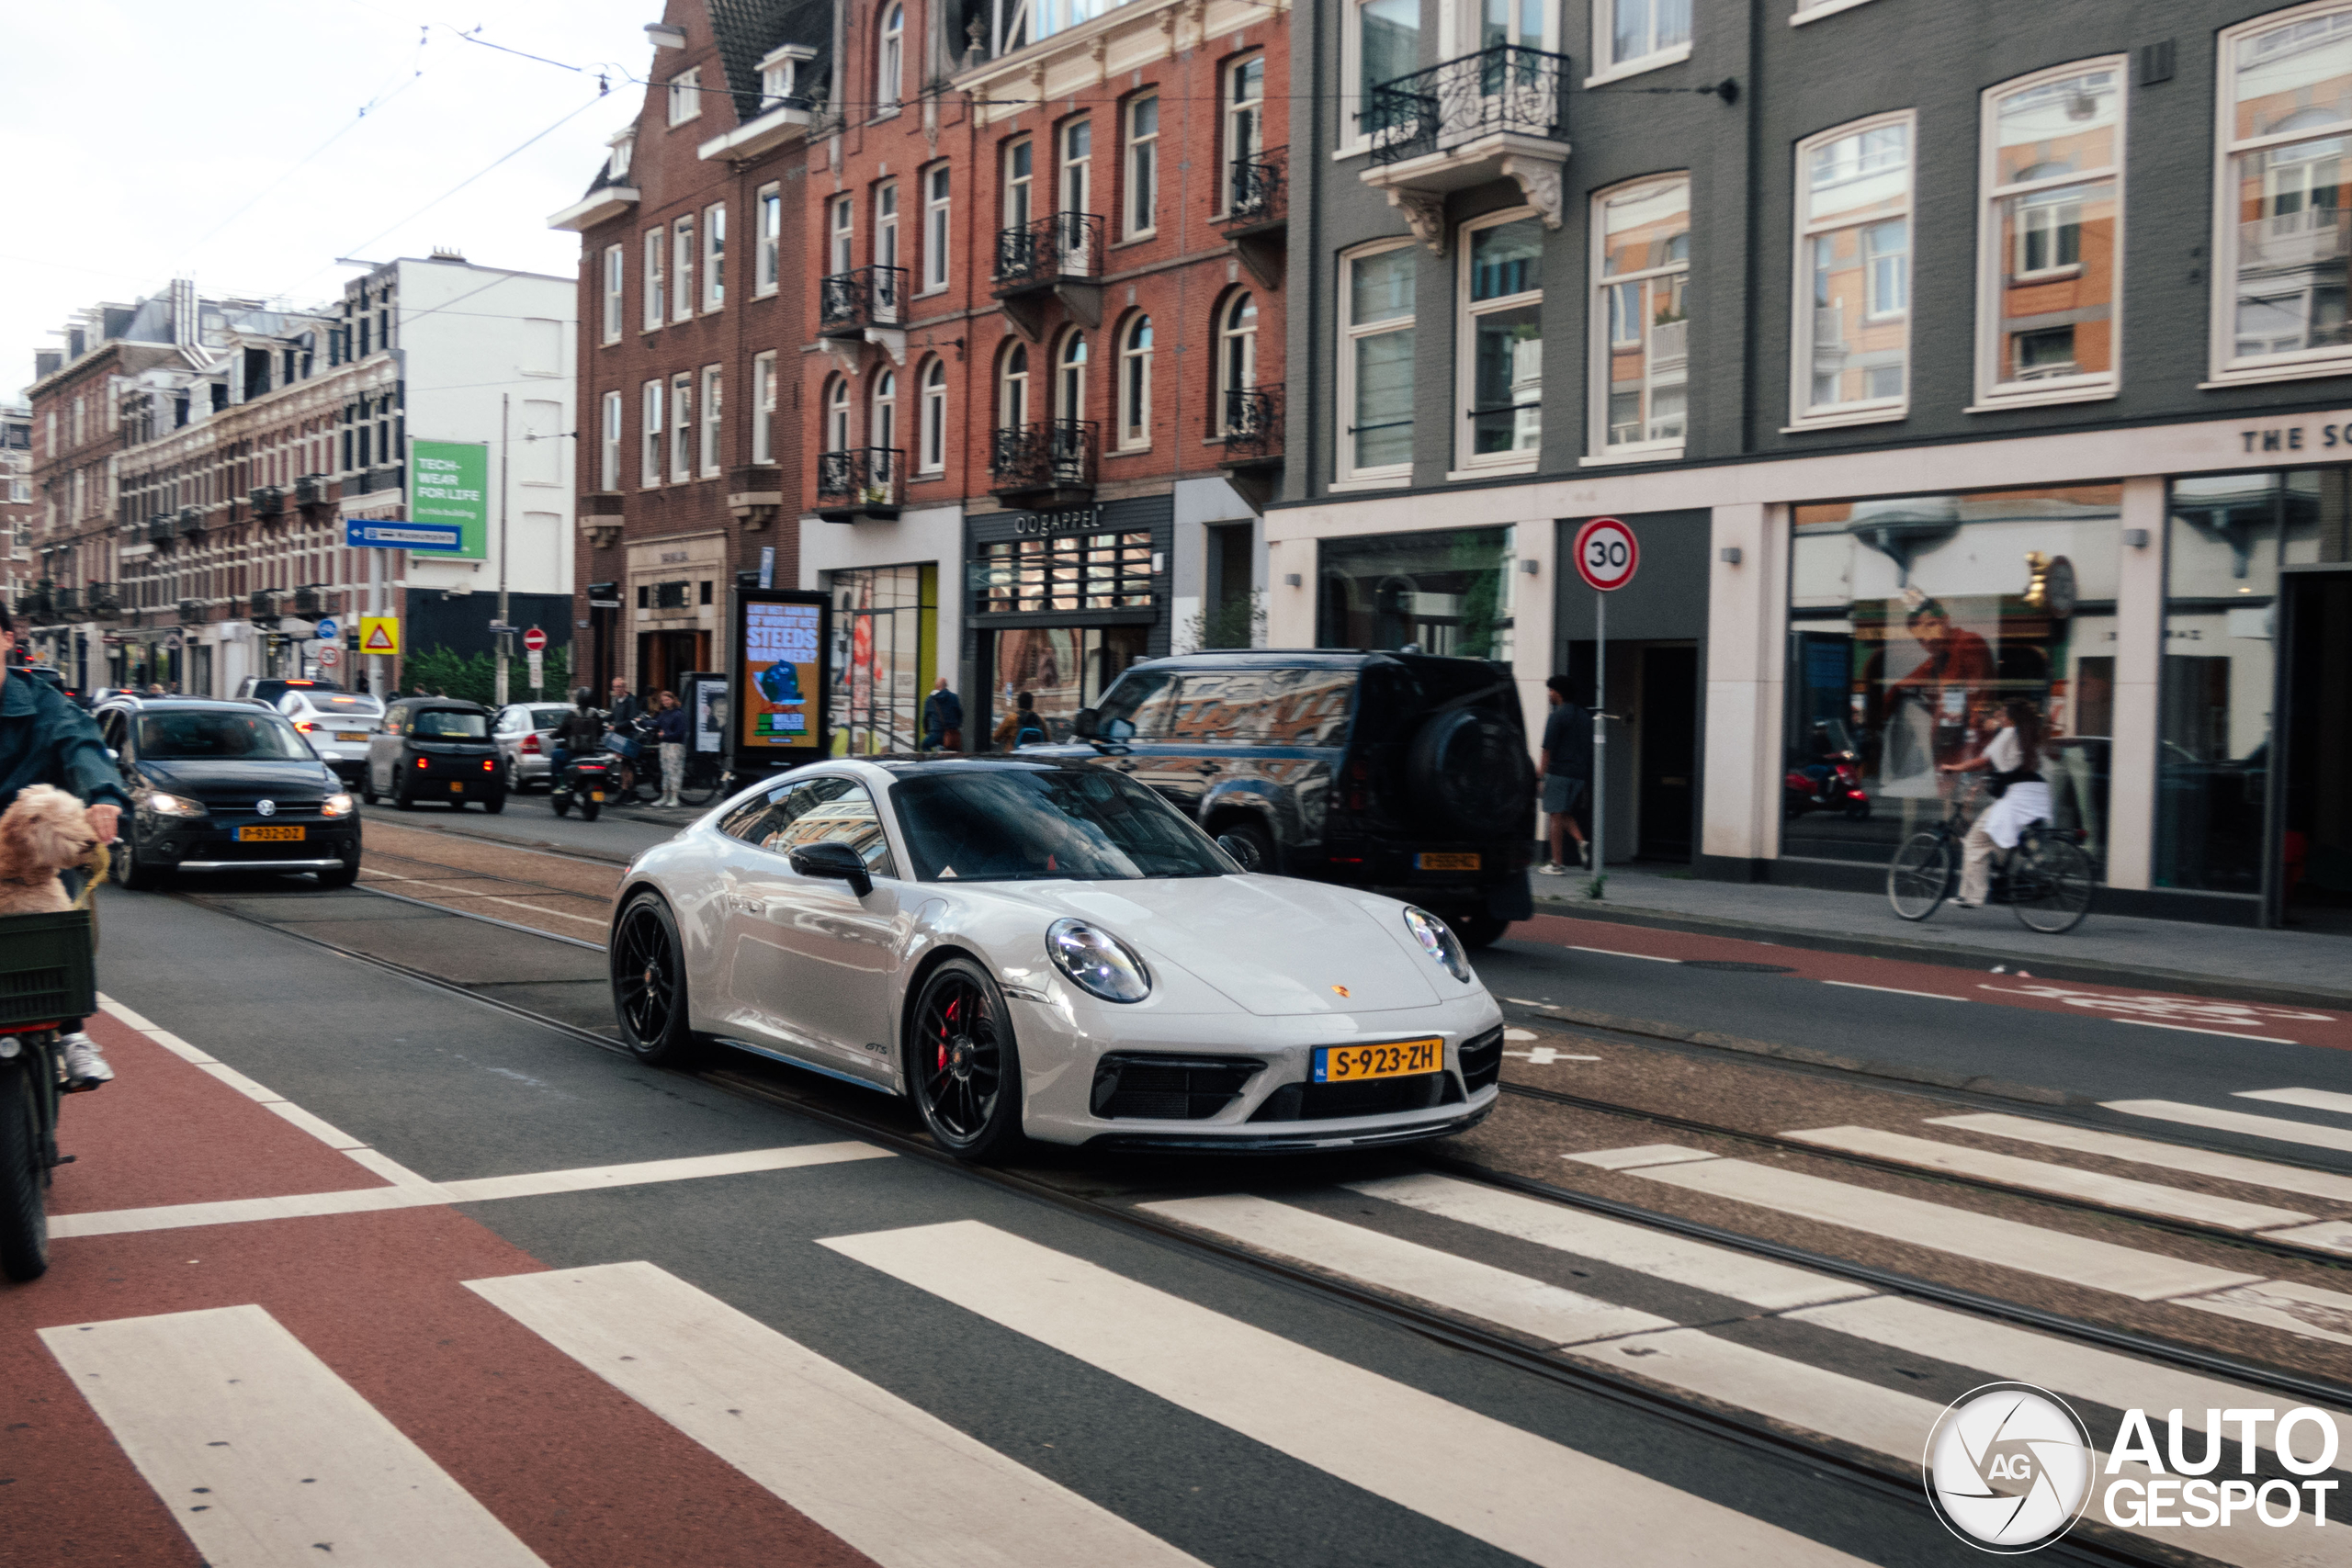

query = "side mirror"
[788,839,874,897]
[1102,717,1136,742]
[1069,706,1100,739]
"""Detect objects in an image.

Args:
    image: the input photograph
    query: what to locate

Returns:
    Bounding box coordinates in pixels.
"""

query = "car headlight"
[321,793,356,818]
[1403,907,1474,984]
[1046,919,1152,1004]
[146,792,206,818]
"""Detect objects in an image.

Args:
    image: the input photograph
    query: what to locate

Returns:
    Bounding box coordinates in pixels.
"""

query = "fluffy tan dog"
[0,784,101,915]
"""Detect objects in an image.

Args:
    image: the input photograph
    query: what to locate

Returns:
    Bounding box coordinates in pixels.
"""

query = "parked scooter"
[551,750,616,822]
[1784,750,1871,820]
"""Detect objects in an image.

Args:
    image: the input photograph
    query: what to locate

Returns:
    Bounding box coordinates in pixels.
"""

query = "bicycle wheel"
[0,1055,50,1282]
[2011,835,2095,934]
[1888,831,1953,921]
[678,755,723,807]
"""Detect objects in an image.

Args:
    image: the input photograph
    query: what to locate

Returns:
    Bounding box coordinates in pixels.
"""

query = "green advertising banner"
[410,439,489,560]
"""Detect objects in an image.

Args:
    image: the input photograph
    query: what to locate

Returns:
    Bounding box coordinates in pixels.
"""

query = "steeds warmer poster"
[741,597,824,755]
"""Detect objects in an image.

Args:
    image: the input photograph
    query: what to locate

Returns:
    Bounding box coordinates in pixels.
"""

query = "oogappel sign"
[1924,1385,2342,1552]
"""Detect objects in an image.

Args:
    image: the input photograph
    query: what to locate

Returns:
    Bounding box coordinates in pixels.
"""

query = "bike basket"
[601,733,642,760]
[0,909,97,1030]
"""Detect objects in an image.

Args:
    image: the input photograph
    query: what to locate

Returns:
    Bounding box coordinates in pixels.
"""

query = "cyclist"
[1938,699,2050,909]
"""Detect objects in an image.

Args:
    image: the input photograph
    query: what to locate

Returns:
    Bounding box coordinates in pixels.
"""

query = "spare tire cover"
[1406,706,1535,839]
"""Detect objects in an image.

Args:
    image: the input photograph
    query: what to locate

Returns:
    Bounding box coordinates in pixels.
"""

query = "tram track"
[143,868,2352,1563]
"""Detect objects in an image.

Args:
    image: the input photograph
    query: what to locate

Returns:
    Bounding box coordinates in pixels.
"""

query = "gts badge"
[1330,986,1351,998]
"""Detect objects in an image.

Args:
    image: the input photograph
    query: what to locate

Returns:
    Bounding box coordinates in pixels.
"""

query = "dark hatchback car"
[1049,650,1536,946]
[362,699,506,812]
[94,697,360,889]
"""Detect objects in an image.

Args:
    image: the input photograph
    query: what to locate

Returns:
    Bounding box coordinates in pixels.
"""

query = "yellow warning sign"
[359,616,401,656]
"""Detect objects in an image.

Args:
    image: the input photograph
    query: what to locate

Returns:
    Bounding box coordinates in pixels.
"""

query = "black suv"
[1057,650,1535,945]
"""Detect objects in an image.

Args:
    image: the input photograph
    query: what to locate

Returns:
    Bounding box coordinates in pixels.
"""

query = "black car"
[361,699,506,812]
[94,697,361,890]
[1055,650,1535,946]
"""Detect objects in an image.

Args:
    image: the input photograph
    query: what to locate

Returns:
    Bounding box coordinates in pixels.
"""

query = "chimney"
[429,244,468,263]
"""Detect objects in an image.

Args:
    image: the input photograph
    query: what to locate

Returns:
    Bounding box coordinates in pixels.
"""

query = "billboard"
[409,439,489,560]
[731,589,830,769]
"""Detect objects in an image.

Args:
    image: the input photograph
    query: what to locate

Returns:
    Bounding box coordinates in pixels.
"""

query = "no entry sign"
[1572,517,1639,592]
[523,626,548,654]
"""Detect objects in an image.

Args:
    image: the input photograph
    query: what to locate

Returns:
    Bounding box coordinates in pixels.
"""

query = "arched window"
[877,3,904,107]
[825,376,851,451]
[1057,331,1088,422]
[872,369,898,456]
[1000,342,1030,426]
[1118,315,1153,448]
[920,356,948,471]
[1217,292,1257,432]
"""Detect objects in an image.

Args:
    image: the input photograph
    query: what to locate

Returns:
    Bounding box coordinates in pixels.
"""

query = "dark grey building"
[1267,0,2352,931]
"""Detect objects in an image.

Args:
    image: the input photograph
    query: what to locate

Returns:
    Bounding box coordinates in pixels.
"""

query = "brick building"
[551,0,828,700]
[1,403,30,607]
[800,0,1291,752]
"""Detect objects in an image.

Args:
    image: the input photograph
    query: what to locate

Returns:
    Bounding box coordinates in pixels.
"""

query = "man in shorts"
[1536,674,1591,874]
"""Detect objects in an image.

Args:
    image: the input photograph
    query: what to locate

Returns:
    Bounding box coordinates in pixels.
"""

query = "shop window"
[829,563,936,757]
[1591,175,1689,457]
[1316,525,1514,659]
[1792,113,1914,426]
[1340,242,1416,481]
[2214,7,2352,380]
[1786,486,2121,869]
[1459,212,1544,468]
[1977,62,2123,404]
[990,625,1152,743]
[979,530,1155,613]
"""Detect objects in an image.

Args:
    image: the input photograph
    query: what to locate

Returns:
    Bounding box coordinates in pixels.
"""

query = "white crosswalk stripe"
[2104,1099,2352,1155]
[1926,1111,2352,1205]
[820,1218,1871,1568]
[2239,1088,2352,1116]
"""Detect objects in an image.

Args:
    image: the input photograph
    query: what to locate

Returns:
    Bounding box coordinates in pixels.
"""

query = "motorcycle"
[1785,750,1871,820]
[551,750,616,822]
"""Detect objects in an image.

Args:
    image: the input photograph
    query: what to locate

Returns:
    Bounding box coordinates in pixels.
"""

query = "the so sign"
[1572,517,1640,592]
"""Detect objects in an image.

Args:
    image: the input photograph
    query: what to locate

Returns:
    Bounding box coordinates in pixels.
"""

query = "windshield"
[890,767,1234,882]
[138,710,315,761]
[412,709,489,739]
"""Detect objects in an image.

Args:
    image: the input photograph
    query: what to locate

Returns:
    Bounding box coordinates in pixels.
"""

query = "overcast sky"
[4,0,659,401]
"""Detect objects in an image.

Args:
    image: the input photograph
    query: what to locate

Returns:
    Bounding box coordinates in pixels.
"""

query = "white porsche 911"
[608,757,1505,1160]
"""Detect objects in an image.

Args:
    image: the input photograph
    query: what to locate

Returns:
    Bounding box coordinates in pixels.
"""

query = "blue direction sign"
[313,617,338,643]
[345,520,463,553]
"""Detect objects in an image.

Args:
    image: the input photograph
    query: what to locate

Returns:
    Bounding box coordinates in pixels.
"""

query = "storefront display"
[827,563,936,756]
[1786,486,2120,866]
[1315,526,1514,659]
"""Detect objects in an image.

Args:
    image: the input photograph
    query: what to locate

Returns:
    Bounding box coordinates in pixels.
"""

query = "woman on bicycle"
[1939,699,2050,908]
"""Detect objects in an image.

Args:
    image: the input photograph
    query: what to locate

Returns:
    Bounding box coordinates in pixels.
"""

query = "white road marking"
[2116,1019,2300,1044]
[469,1262,1203,1568]
[51,1143,889,1238]
[2177,1280,2352,1350]
[360,869,611,926]
[820,1220,1867,1568]
[41,1303,548,1567]
[1819,980,1966,1001]
[1507,1047,1600,1065]
[1566,945,1680,963]
[2263,1220,2352,1255]
[1503,1027,1540,1040]
[1780,1124,2317,1231]
[1140,1194,1675,1346]
[1605,1152,2264,1302]
[262,1100,369,1151]
[2238,1088,2352,1116]
[1565,1144,1724,1172]
[2104,1100,2352,1155]
[1573,1326,1942,1459]
[1928,1111,2352,1205]
[1348,1174,1870,1312]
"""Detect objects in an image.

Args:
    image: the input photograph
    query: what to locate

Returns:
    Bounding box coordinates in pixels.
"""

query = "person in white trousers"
[651,690,689,808]
[1939,699,2052,908]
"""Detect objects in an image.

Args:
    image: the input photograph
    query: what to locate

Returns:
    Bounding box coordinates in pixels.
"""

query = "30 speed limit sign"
[1572,517,1640,592]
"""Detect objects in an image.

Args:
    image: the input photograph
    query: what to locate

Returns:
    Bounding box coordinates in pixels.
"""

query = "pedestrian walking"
[651,691,690,807]
[1536,674,1592,874]
[0,602,127,1088]
[922,676,963,752]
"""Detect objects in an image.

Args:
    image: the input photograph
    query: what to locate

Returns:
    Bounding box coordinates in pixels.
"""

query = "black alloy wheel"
[360,766,379,806]
[392,769,415,810]
[579,795,602,822]
[483,791,506,815]
[611,894,700,1066]
[907,957,1023,1163]
[1215,819,1275,873]
[0,1057,51,1282]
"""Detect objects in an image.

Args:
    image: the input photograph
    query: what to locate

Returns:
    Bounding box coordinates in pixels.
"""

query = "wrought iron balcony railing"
[1218,385,1284,461]
[85,582,119,619]
[989,420,1098,494]
[146,515,175,547]
[994,212,1104,291]
[815,447,906,516]
[819,265,908,335]
[177,597,205,625]
[249,484,285,517]
[1221,146,1288,230]
[176,504,204,537]
[52,585,78,616]
[1367,44,1570,167]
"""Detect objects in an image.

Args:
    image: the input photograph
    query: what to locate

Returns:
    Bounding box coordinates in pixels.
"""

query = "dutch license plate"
[335,731,368,742]
[450,781,465,793]
[590,791,605,803]
[1416,852,1481,872]
[237,825,304,842]
[1313,1037,1442,1085]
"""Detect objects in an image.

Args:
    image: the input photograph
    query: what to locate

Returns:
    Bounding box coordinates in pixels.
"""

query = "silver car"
[279,689,386,783]
[494,702,575,791]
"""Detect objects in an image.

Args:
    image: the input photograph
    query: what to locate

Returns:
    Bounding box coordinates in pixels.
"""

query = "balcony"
[250,484,285,518]
[19,584,54,624]
[52,585,78,617]
[815,447,906,523]
[250,590,279,625]
[1216,385,1284,510]
[293,474,326,508]
[84,582,119,621]
[993,213,1105,335]
[989,420,1098,506]
[819,265,908,338]
[1360,46,1572,244]
[178,597,205,626]
[176,504,204,538]
[146,515,175,547]
[1217,147,1288,287]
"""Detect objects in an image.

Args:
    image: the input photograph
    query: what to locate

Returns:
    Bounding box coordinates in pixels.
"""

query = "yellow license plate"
[237,825,305,842]
[450,781,466,792]
[1314,1037,1442,1084]
[590,791,605,802]
[335,731,368,742]
[1416,852,1481,872]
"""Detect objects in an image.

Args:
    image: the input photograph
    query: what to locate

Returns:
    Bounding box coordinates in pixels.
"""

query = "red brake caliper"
[937,996,960,1072]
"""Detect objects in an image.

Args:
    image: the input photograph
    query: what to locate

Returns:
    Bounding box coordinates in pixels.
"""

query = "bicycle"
[677,750,727,807]
[1886,779,2095,933]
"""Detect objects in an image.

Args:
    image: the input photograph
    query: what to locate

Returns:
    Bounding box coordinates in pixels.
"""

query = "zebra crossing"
[40,1093,2352,1568]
